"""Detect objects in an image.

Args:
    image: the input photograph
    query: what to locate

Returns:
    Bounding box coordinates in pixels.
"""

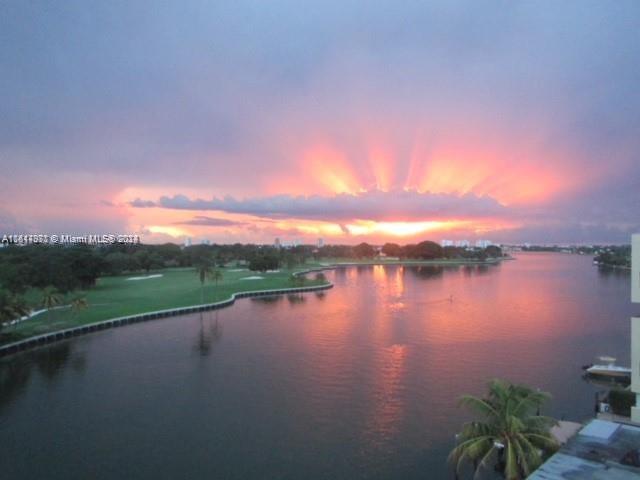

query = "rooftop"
[529,419,640,479]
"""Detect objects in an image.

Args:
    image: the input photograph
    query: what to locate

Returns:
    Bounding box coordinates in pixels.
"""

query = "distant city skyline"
[1,2,639,244]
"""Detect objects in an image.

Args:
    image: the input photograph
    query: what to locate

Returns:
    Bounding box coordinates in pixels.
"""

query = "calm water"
[1,253,637,479]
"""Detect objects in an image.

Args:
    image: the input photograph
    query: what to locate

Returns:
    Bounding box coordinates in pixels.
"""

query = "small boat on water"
[583,356,631,379]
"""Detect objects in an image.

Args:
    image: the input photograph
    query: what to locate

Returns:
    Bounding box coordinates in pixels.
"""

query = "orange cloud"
[305,145,362,194]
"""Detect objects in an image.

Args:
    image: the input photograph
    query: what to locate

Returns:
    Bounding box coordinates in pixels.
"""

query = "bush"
[608,389,635,416]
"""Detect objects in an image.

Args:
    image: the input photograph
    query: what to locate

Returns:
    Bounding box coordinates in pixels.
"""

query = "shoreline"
[594,263,631,270]
[0,257,508,357]
[325,257,508,267]
[0,281,333,358]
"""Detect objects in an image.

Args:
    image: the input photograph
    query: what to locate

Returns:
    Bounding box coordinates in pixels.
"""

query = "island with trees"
[592,245,631,269]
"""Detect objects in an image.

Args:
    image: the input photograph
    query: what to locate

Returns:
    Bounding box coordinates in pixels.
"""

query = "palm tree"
[289,274,305,288]
[448,379,558,480]
[70,294,89,317]
[210,268,223,302]
[0,289,30,331]
[195,258,213,304]
[11,294,30,323]
[41,286,62,323]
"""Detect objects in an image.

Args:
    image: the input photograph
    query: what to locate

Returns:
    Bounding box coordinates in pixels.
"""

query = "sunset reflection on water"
[1,253,634,480]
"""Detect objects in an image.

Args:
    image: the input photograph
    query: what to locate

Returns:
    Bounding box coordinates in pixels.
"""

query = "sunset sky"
[2,1,639,245]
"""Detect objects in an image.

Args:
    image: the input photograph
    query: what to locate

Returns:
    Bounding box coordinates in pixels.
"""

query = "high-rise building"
[441,239,454,247]
[633,234,640,304]
[275,238,281,248]
[184,237,192,247]
[456,239,470,248]
[317,238,324,248]
[631,234,640,422]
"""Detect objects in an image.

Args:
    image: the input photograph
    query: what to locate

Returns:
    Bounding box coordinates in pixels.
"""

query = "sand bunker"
[126,274,164,281]
[240,276,264,280]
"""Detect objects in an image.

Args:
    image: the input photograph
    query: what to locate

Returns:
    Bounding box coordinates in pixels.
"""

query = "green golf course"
[4,266,328,343]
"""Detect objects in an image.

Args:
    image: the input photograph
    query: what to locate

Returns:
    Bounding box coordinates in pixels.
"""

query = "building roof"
[529,419,640,479]
[550,421,583,445]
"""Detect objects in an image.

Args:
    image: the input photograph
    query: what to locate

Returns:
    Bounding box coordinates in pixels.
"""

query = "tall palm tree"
[11,294,30,323]
[41,286,62,323]
[449,379,558,480]
[70,294,89,317]
[195,258,213,304]
[210,268,223,302]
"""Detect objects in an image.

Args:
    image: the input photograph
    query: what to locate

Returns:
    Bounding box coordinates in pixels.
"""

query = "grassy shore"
[2,256,506,346]
[3,267,327,344]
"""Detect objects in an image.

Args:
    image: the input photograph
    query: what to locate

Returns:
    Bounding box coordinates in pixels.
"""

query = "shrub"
[609,389,635,417]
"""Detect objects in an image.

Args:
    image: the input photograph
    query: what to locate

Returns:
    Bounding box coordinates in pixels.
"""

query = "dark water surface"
[1,253,637,479]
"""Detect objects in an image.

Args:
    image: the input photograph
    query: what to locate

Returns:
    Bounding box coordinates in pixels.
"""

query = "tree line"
[378,241,502,260]
[0,240,504,295]
[593,245,631,268]
[0,243,294,294]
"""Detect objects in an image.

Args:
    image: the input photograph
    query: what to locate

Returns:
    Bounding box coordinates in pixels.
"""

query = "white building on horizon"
[631,234,640,422]
[441,239,454,247]
[275,238,302,248]
[184,237,192,247]
[456,239,470,248]
[475,239,493,249]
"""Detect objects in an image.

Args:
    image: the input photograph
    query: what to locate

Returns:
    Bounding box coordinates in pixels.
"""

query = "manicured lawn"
[3,266,328,343]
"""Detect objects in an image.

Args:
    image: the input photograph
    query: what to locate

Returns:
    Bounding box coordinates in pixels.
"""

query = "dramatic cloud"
[174,215,247,227]
[129,198,158,208]
[1,1,639,243]
[136,191,507,222]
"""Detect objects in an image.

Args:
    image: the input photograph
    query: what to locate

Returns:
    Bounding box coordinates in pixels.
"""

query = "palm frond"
[448,434,494,471]
[458,395,499,419]
[473,444,498,480]
[524,415,558,430]
[512,390,551,417]
[523,432,559,452]
[504,440,519,480]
